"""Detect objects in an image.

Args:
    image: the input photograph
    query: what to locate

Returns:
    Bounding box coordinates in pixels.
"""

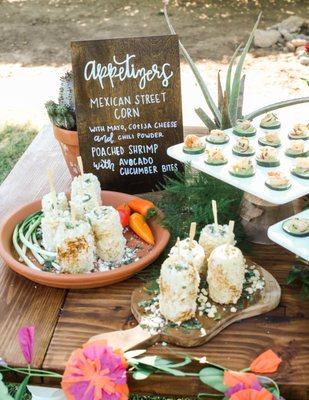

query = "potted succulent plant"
[45,72,79,177]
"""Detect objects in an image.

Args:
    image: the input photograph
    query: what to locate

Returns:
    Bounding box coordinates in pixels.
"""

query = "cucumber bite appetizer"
[256,146,280,167]
[183,134,206,155]
[258,131,281,148]
[229,158,255,177]
[285,140,308,158]
[265,171,291,191]
[291,157,309,179]
[206,129,229,144]
[232,137,255,156]
[260,113,281,130]
[204,147,227,166]
[233,119,256,137]
[288,123,309,140]
[282,217,309,237]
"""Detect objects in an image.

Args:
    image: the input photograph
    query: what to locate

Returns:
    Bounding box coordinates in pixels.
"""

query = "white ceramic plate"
[267,209,309,261]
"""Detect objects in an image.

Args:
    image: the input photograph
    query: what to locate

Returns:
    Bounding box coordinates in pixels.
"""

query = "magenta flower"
[18,326,35,364]
[62,340,129,400]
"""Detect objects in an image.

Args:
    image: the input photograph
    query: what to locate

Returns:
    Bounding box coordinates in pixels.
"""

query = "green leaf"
[245,97,309,121]
[0,373,14,400]
[229,13,261,124]
[226,44,242,100]
[300,283,309,299]
[236,75,246,119]
[132,368,153,380]
[14,375,30,400]
[134,356,158,367]
[163,5,221,125]
[157,356,192,369]
[195,107,217,130]
[125,349,147,359]
[287,270,300,284]
[199,367,227,393]
[198,393,223,398]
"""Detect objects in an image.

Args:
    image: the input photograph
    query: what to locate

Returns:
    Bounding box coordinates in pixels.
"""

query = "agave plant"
[163,4,309,130]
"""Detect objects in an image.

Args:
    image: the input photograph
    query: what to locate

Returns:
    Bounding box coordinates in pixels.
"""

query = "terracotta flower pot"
[52,125,80,177]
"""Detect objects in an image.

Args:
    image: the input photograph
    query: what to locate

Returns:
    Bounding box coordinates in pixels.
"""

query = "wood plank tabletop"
[0,125,308,400]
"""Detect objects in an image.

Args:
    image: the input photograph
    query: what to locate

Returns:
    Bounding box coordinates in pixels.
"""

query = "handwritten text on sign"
[71,35,183,194]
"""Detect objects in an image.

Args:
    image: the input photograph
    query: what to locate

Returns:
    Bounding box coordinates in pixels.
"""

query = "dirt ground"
[0,0,308,128]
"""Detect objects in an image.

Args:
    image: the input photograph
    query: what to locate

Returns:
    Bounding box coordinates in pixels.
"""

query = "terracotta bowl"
[0,191,170,289]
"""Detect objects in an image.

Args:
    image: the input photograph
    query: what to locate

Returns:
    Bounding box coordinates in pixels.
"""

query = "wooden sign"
[71,35,183,194]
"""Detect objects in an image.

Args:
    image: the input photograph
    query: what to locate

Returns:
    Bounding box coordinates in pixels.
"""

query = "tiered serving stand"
[167,118,308,245]
[268,209,309,261]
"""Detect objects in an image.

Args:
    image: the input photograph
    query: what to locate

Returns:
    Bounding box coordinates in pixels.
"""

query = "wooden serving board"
[90,262,281,350]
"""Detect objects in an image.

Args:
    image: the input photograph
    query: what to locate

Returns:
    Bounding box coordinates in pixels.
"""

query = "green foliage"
[199,367,227,393]
[157,166,246,249]
[0,123,37,184]
[45,100,76,130]
[287,262,309,299]
[0,374,14,400]
[163,4,309,129]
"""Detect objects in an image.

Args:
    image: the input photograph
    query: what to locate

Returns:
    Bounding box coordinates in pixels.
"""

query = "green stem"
[0,365,62,378]
[257,375,280,397]
[13,224,40,270]
[245,97,309,121]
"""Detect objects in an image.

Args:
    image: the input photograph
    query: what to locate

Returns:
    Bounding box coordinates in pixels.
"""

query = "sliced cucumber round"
[232,148,255,157]
[206,136,230,145]
[285,150,309,158]
[183,146,205,155]
[232,129,256,137]
[260,123,281,130]
[229,170,255,178]
[291,169,309,179]
[288,134,309,141]
[282,219,309,237]
[258,138,281,148]
[256,159,280,167]
[204,159,228,166]
[265,181,291,191]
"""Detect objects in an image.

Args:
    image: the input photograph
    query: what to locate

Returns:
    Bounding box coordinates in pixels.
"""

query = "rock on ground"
[278,16,307,33]
[254,29,281,48]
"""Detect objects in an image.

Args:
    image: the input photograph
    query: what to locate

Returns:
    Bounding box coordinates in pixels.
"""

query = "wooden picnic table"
[0,125,308,399]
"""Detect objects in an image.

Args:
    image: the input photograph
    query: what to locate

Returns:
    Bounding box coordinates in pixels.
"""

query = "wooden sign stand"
[71,35,183,194]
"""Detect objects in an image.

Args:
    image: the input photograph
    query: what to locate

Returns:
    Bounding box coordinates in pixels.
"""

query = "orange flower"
[250,350,282,374]
[224,370,257,388]
[230,388,273,400]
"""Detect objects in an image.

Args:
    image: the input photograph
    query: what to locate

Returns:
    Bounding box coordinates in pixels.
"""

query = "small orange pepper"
[128,198,157,219]
[129,212,155,245]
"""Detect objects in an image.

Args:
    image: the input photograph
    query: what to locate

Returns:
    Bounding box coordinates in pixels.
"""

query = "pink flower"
[18,326,35,364]
[62,340,129,400]
[305,43,309,54]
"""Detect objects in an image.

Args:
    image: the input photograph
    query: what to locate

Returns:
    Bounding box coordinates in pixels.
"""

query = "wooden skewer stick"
[77,156,84,195]
[227,220,235,245]
[189,222,196,249]
[47,169,57,209]
[77,156,84,177]
[212,200,218,231]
